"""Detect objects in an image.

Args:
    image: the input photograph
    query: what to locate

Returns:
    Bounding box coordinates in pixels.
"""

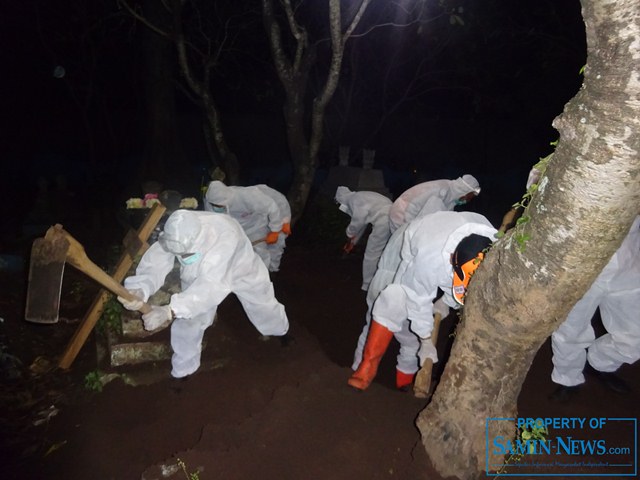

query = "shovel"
[25,224,151,324]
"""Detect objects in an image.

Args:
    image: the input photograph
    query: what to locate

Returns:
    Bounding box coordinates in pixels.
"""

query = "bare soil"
[1,231,639,480]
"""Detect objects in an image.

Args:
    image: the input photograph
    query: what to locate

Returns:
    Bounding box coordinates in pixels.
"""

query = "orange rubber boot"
[396,370,415,391]
[348,321,393,391]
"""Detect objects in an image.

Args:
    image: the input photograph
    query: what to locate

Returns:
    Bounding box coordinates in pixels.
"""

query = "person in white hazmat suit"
[349,221,437,390]
[348,210,497,391]
[334,186,393,291]
[117,210,290,379]
[388,174,481,233]
[550,214,640,400]
[204,181,291,272]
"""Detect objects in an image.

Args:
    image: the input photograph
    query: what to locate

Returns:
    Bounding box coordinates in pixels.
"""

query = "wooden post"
[58,204,166,369]
[413,313,442,399]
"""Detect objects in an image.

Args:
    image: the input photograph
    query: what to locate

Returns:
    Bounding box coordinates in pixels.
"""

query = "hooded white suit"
[204,181,291,272]
[351,222,421,374]
[362,211,497,374]
[551,215,640,387]
[334,186,392,291]
[124,210,289,378]
[388,175,481,233]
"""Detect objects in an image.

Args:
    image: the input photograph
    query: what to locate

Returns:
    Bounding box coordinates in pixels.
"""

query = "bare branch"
[342,0,371,40]
[262,0,293,85]
[117,0,171,39]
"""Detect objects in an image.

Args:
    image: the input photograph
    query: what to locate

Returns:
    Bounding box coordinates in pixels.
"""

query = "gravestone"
[320,147,391,199]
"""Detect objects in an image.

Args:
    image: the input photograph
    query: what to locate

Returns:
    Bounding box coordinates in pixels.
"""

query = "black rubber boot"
[548,385,581,403]
[279,333,294,347]
[585,364,631,394]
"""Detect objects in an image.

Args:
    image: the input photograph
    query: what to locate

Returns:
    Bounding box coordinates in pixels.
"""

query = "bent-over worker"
[118,209,289,379]
[204,181,291,272]
[348,210,497,391]
[335,186,393,291]
[388,174,481,233]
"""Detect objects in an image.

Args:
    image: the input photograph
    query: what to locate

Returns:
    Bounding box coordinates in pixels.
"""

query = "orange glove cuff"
[282,223,291,236]
[265,231,280,244]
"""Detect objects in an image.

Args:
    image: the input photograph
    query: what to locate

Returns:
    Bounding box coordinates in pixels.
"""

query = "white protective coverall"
[551,215,640,387]
[124,210,289,378]
[351,222,422,375]
[388,174,481,233]
[334,186,393,291]
[204,181,291,272]
[372,211,497,346]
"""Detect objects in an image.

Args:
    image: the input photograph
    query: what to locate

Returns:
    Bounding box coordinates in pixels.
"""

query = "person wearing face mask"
[348,210,496,391]
[117,209,290,379]
[388,174,481,233]
[204,181,291,272]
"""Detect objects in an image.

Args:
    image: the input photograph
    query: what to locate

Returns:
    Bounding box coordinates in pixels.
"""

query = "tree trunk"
[140,0,185,186]
[283,83,313,223]
[262,0,371,223]
[170,0,240,185]
[417,0,640,478]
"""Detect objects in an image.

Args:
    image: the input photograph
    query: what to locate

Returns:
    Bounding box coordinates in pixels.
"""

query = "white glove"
[117,288,145,311]
[433,297,450,319]
[419,338,438,367]
[142,305,173,331]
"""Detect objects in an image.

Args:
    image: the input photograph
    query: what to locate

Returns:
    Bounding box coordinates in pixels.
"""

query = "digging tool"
[25,233,69,324]
[499,206,523,234]
[25,224,151,324]
[58,203,165,369]
[413,312,442,399]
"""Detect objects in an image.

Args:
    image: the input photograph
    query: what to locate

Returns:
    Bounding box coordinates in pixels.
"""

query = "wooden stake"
[58,204,166,369]
[413,312,442,399]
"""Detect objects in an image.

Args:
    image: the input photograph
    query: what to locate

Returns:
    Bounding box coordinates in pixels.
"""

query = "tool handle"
[413,312,442,399]
[47,225,152,314]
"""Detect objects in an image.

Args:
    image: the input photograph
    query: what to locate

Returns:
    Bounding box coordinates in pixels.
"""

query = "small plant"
[298,195,350,248]
[68,281,87,303]
[495,419,549,476]
[177,458,200,480]
[503,140,557,250]
[84,371,104,392]
[521,419,549,450]
[96,295,123,336]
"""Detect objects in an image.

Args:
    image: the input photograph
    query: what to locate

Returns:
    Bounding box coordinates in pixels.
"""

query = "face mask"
[212,205,227,214]
[455,199,467,206]
[177,252,202,266]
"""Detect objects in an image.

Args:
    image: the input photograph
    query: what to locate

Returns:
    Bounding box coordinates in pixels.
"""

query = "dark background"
[2,0,586,247]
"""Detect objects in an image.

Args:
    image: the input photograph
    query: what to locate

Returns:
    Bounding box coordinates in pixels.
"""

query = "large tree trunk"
[171,0,240,185]
[417,0,640,478]
[262,0,371,223]
[283,80,313,222]
[140,0,185,185]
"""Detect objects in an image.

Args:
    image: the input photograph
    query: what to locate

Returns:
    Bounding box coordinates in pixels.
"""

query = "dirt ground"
[1,225,639,480]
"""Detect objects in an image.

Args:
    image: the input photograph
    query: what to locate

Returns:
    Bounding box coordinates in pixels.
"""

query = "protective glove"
[282,223,292,236]
[117,288,145,311]
[418,338,438,367]
[342,237,355,254]
[432,297,450,319]
[141,305,173,331]
[265,231,280,244]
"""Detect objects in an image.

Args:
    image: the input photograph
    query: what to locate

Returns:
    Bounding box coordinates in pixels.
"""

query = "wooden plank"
[58,203,167,369]
[413,313,442,399]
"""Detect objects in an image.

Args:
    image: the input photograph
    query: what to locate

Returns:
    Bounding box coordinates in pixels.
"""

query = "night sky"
[2,0,587,238]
